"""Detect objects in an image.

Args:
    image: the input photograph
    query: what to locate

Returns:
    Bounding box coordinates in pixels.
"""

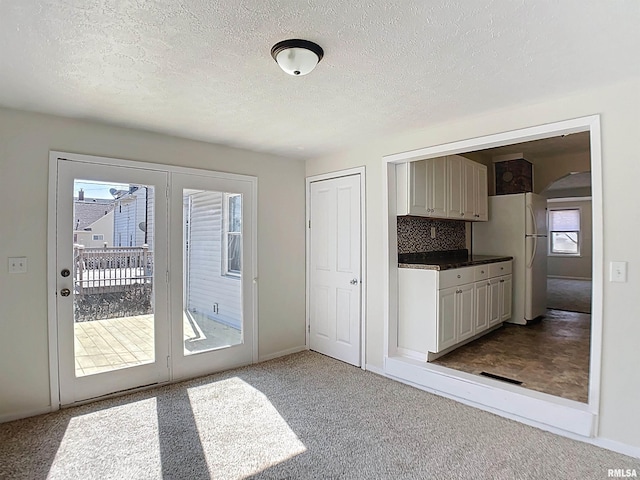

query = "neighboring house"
[112,185,153,249]
[184,190,242,330]
[73,191,114,247]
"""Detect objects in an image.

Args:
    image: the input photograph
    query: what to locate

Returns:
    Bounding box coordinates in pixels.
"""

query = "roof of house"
[74,199,114,231]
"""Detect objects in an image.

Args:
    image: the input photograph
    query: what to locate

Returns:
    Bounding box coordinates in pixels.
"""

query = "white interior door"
[308,174,362,366]
[55,158,170,405]
[169,172,256,380]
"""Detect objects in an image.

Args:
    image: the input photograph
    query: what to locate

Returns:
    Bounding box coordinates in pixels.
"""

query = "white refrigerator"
[472,192,547,325]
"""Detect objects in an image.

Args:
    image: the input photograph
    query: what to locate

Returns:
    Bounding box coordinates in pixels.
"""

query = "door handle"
[60,288,71,297]
[350,278,358,285]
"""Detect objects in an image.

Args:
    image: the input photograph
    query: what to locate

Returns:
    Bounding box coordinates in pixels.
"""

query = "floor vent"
[480,372,523,385]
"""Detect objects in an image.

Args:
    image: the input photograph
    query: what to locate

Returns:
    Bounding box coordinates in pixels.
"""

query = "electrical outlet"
[430,226,436,239]
[610,261,627,283]
[8,257,27,274]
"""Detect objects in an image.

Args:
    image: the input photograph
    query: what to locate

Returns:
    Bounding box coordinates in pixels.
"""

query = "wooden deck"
[74,313,241,376]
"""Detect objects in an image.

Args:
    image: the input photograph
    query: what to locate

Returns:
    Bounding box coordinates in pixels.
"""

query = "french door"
[53,154,256,405]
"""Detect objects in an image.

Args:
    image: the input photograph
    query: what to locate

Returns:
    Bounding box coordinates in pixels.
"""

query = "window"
[92,234,104,241]
[549,208,580,255]
[223,193,242,276]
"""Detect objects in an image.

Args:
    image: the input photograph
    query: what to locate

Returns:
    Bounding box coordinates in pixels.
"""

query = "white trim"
[364,363,385,376]
[47,155,61,413]
[592,438,640,460]
[305,167,367,368]
[548,205,582,256]
[547,275,592,281]
[0,407,54,424]
[258,345,307,363]
[385,356,594,436]
[382,114,604,437]
[547,196,592,203]
[375,358,639,459]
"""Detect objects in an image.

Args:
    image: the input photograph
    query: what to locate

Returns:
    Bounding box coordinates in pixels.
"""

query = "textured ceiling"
[0,1,638,160]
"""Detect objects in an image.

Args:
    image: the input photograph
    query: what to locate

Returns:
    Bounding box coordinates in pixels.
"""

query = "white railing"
[73,244,153,294]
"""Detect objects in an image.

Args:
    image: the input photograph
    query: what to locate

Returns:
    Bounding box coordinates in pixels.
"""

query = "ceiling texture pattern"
[0,1,638,159]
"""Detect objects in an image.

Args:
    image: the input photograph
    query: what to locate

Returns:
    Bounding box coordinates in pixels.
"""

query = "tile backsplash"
[397,216,466,254]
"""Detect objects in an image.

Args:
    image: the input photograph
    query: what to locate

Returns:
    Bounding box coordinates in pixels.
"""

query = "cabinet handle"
[460,212,464,217]
[457,274,461,278]
[481,270,484,274]
[500,279,504,283]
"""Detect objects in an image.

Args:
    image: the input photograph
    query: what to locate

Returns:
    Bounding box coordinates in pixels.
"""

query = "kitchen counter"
[399,250,513,271]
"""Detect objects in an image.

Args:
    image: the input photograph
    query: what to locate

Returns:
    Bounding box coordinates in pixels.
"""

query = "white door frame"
[306,167,366,369]
[382,115,603,438]
[47,151,258,410]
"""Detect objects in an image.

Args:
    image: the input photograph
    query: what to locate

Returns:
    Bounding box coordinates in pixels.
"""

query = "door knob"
[350,278,358,285]
[60,288,71,297]
[61,268,70,277]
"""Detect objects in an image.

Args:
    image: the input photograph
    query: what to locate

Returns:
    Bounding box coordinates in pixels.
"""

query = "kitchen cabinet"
[397,260,512,361]
[396,157,447,218]
[397,155,487,221]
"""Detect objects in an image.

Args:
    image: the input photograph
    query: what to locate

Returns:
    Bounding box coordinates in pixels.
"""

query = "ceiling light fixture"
[271,39,324,76]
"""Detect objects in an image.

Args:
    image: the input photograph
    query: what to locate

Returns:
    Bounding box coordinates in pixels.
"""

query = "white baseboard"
[0,406,53,424]
[591,437,640,460]
[258,345,307,363]
[547,275,592,281]
[365,363,385,375]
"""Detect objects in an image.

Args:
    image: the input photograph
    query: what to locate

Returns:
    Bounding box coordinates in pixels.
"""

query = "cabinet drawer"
[474,265,490,281]
[439,266,474,289]
[489,261,512,277]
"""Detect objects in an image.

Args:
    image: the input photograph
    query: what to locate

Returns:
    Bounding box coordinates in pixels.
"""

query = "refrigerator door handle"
[527,235,537,269]
[527,204,537,236]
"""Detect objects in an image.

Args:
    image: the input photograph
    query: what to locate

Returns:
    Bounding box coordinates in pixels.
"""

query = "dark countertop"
[398,250,513,271]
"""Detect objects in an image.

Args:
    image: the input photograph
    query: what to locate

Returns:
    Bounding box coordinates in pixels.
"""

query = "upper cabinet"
[397,155,488,221]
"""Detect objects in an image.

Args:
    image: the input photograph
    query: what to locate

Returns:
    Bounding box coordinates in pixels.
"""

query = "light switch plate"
[8,257,27,274]
[610,261,627,283]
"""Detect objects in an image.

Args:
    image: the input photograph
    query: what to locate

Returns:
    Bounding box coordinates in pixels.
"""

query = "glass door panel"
[72,179,156,377]
[170,173,256,381]
[182,189,243,355]
[56,159,169,405]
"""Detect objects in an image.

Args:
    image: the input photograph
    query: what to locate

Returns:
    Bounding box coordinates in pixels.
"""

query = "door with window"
[56,159,170,404]
[169,172,256,380]
[53,155,256,405]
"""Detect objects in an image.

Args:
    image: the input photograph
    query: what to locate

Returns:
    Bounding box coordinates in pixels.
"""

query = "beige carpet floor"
[1,352,637,479]
[547,278,592,313]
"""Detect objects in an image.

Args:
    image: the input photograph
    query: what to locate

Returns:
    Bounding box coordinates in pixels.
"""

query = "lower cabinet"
[398,261,512,361]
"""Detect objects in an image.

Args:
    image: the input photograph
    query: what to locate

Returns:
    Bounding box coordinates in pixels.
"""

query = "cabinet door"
[437,286,457,351]
[488,278,502,327]
[409,160,429,216]
[447,156,464,219]
[475,281,490,332]
[427,157,448,218]
[474,164,488,221]
[500,275,513,321]
[457,283,475,342]
[462,159,475,219]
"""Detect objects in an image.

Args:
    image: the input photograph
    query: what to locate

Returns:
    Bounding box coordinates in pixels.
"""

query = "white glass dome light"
[271,39,324,76]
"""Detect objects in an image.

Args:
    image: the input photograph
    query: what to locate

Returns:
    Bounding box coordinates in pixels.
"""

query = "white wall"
[0,107,306,420]
[306,77,640,449]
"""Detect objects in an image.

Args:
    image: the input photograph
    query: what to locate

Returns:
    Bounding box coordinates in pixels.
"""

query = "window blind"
[549,209,580,231]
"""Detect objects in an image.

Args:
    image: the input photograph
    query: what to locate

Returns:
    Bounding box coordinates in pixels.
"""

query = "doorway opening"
[383,115,602,437]
[430,134,593,403]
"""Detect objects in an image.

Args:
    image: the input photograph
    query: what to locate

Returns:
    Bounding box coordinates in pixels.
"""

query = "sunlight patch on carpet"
[187,377,307,477]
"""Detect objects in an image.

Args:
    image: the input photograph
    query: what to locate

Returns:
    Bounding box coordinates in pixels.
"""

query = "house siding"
[186,191,242,329]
